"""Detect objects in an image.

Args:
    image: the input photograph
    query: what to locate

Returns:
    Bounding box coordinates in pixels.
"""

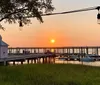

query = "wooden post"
[96,47,98,55]
[43,57,45,63]
[72,48,74,54]
[53,57,55,64]
[21,61,23,64]
[63,48,64,54]
[45,57,47,63]
[38,49,39,53]
[13,61,15,65]
[31,49,32,53]
[34,59,36,64]
[4,60,7,66]
[27,59,29,64]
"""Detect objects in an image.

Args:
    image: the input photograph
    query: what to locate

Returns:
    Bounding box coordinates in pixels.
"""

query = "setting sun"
[51,39,55,44]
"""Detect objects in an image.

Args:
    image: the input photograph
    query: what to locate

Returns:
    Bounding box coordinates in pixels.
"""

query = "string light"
[14,6,100,26]
[27,6,100,24]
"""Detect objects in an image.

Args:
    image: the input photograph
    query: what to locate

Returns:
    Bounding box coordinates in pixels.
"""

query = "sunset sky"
[1,0,100,47]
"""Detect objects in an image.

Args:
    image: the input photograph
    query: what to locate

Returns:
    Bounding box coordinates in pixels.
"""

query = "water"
[55,58,100,67]
[8,58,100,67]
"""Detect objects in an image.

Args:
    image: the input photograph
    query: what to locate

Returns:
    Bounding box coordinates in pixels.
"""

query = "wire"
[42,6,100,16]
[23,6,100,19]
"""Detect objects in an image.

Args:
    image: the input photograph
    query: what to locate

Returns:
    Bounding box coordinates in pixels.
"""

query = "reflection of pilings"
[31,59,33,64]
[46,57,50,63]
[44,57,47,63]
[48,57,51,63]
[47,57,55,64]
[27,59,37,64]
[42,57,48,63]
[41,57,52,64]
[37,58,41,63]
[53,57,55,63]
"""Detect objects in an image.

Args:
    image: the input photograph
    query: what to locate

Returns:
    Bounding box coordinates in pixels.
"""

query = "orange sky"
[1,0,100,47]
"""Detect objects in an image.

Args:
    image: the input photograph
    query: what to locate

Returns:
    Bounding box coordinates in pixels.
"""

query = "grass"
[0,64,100,85]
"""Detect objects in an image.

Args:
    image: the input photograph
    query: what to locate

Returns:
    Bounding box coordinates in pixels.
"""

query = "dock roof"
[0,35,8,46]
[0,41,8,46]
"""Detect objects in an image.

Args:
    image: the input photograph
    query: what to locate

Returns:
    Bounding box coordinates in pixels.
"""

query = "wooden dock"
[1,46,100,66]
[0,54,56,66]
[8,46,100,55]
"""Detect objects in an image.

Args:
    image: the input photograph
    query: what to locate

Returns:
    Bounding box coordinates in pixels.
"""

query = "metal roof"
[0,40,8,46]
[0,35,8,46]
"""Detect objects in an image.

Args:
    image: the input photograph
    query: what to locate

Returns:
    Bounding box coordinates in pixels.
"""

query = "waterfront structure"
[0,35,8,58]
[8,46,100,55]
[1,46,100,66]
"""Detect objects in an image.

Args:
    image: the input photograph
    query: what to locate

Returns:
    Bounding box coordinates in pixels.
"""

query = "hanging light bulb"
[18,16,23,27]
[97,8,100,24]
[97,13,100,24]
[19,20,23,27]
[97,14,100,24]
[97,13,100,19]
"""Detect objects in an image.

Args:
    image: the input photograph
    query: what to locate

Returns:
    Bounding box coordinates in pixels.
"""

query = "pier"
[8,46,100,55]
[0,54,56,66]
[1,46,100,66]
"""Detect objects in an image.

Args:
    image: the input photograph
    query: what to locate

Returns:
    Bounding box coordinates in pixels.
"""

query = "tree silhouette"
[0,0,54,29]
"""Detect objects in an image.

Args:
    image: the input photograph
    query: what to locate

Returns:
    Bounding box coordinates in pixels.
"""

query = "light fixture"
[97,7,100,24]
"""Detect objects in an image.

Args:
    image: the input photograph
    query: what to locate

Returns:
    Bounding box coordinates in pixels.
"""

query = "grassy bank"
[0,64,100,85]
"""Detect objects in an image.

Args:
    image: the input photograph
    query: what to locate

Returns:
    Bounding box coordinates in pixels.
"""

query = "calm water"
[9,58,100,67]
[55,59,100,67]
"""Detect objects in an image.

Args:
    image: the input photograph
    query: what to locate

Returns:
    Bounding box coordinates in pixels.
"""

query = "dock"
[0,54,56,66]
[1,46,100,66]
[8,46,100,55]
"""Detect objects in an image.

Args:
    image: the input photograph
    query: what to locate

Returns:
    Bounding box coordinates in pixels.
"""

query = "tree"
[0,0,54,30]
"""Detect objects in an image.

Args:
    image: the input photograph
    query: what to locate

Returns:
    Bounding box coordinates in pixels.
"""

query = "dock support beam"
[4,60,7,66]
[21,61,23,64]
[13,61,15,65]
[27,59,29,64]
[34,59,36,64]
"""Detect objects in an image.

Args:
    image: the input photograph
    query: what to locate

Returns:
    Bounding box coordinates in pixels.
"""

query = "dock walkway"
[0,54,56,65]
